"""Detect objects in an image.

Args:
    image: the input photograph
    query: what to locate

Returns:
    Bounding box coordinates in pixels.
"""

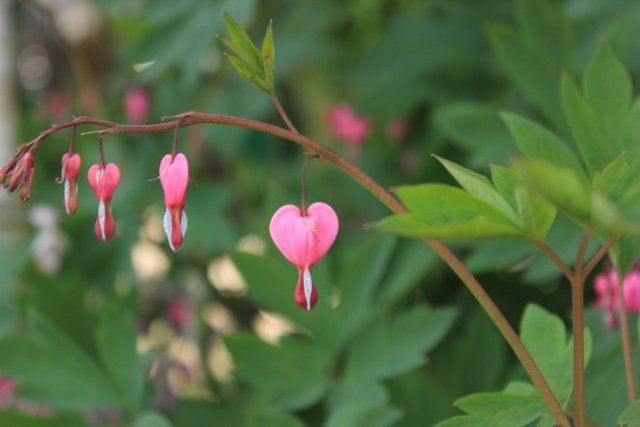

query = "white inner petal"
[181,211,188,236]
[63,179,70,214]
[163,209,174,252]
[98,200,106,240]
[303,266,312,311]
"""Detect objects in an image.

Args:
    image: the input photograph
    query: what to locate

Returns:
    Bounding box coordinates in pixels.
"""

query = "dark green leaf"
[224,334,329,410]
[326,382,402,427]
[344,306,456,381]
[223,11,262,71]
[435,393,546,427]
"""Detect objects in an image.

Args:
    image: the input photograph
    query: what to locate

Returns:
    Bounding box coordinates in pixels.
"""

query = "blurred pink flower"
[269,202,339,311]
[386,119,408,142]
[0,377,17,405]
[593,267,640,329]
[326,104,371,146]
[124,86,149,124]
[87,163,120,241]
[159,153,189,252]
[166,298,189,332]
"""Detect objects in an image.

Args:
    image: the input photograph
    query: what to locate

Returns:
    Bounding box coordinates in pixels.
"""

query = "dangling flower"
[593,265,640,329]
[159,153,189,252]
[60,153,81,215]
[87,163,120,241]
[269,202,339,311]
[326,104,372,146]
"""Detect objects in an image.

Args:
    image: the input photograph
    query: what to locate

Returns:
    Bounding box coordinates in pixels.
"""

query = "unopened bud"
[19,167,35,202]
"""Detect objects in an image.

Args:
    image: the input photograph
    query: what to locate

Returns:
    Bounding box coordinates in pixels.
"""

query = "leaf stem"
[272,94,299,134]
[570,274,586,427]
[533,240,573,279]
[617,273,638,403]
[5,111,570,427]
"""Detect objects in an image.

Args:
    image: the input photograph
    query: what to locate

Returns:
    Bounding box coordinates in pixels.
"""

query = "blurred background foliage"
[1,0,640,425]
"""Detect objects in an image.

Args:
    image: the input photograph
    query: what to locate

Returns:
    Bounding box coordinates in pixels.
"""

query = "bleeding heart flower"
[159,153,189,252]
[269,202,339,311]
[87,163,120,241]
[326,104,372,146]
[593,267,640,329]
[61,153,81,215]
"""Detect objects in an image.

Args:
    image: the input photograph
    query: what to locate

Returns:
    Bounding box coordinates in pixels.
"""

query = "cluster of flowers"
[593,264,640,329]
[1,148,190,252]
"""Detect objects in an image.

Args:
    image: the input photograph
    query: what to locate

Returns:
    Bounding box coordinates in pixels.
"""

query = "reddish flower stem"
[8,111,570,427]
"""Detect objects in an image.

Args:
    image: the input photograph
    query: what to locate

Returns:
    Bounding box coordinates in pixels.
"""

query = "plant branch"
[272,94,299,134]
[582,236,620,280]
[532,240,573,280]
[4,111,570,427]
[575,230,592,274]
[618,272,638,403]
[571,275,586,427]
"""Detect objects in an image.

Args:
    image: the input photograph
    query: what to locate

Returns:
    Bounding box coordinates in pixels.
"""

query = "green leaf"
[520,304,592,406]
[343,306,456,381]
[326,382,402,427]
[619,400,640,427]
[435,393,546,427]
[0,324,119,409]
[132,412,173,427]
[593,152,630,199]
[511,157,591,225]
[226,54,269,92]
[223,11,262,70]
[224,334,330,410]
[500,112,587,184]
[248,408,305,427]
[490,165,519,210]
[95,303,143,409]
[0,411,91,427]
[434,155,519,223]
[376,184,524,240]
[514,186,557,240]
[261,20,275,92]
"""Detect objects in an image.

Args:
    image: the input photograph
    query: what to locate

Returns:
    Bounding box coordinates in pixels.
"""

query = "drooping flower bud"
[87,163,120,241]
[269,202,339,311]
[159,153,189,252]
[61,153,82,214]
[8,152,35,194]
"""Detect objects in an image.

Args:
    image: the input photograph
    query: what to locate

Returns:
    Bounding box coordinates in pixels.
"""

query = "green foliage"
[437,305,593,426]
[132,412,173,427]
[222,12,276,93]
[619,400,640,427]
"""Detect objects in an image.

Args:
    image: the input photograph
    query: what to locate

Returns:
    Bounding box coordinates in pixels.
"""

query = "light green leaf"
[490,165,518,209]
[593,152,630,199]
[511,157,591,225]
[223,11,262,70]
[376,184,524,240]
[500,112,587,184]
[344,306,456,382]
[619,400,640,427]
[226,54,269,92]
[520,304,592,406]
[261,20,275,92]
[132,412,173,427]
[434,155,519,223]
[514,186,556,239]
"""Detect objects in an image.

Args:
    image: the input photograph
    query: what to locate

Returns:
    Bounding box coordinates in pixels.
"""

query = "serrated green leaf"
[593,152,630,199]
[261,20,275,93]
[224,334,329,410]
[344,306,456,382]
[500,112,587,184]
[434,155,519,223]
[224,11,262,70]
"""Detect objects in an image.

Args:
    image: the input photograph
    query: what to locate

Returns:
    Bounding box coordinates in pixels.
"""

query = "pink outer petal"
[88,163,120,201]
[269,202,339,268]
[159,153,189,208]
[624,271,640,312]
[62,153,81,180]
